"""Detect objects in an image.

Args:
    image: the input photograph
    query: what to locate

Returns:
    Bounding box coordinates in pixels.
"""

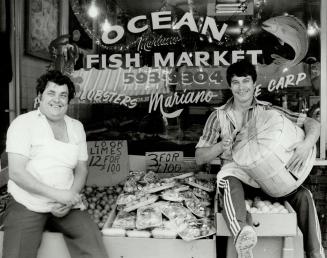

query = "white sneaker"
[235,225,257,258]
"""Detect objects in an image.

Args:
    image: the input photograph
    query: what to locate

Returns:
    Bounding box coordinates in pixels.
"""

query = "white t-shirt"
[6,109,88,212]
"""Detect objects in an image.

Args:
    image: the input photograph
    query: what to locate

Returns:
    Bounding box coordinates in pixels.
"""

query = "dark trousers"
[219,176,325,258]
[2,198,108,258]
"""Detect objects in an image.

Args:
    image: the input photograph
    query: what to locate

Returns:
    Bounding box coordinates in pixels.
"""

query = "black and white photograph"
[0,0,326,257]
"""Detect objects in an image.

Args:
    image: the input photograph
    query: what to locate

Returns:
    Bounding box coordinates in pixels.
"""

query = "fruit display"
[102,170,216,241]
[82,184,123,229]
[245,197,289,214]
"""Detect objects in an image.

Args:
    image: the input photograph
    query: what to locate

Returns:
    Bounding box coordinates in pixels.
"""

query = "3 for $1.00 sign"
[145,151,184,173]
[86,140,129,186]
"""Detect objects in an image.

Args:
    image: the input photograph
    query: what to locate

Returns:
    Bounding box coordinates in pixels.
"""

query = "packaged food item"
[140,171,160,184]
[116,191,146,206]
[184,178,215,192]
[177,218,216,241]
[143,181,175,194]
[116,193,136,206]
[151,219,178,239]
[126,230,152,238]
[179,190,197,202]
[161,189,184,202]
[171,184,190,192]
[162,203,196,230]
[184,199,207,218]
[128,170,146,182]
[197,197,211,207]
[192,187,211,200]
[169,172,195,181]
[136,205,162,229]
[124,194,159,212]
[112,210,136,229]
[123,179,144,193]
[152,201,170,212]
[151,228,177,239]
[102,227,126,237]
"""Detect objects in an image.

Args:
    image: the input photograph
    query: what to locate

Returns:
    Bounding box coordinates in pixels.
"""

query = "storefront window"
[66,0,323,159]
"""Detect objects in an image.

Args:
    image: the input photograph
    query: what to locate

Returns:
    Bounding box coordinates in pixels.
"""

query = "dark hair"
[36,70,75,102]
[226,60,257,86]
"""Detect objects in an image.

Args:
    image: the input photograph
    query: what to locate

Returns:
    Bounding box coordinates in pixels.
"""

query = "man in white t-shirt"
[3,70,108,258]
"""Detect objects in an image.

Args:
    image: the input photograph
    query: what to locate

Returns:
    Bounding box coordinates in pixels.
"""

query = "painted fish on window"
[258,15,309,75]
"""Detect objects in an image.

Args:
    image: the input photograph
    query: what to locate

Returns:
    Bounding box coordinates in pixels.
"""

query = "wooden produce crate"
[216,201,297,237]
[102,208,217,258]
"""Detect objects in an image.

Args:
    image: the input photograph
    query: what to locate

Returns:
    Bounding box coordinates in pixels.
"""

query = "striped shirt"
[196,97,307,149]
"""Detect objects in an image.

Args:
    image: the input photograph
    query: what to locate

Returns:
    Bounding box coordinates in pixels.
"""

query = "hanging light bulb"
[238,19,244,27]
[307,21,319,36]
[88,1,99,18]
[237,36,244,44]
[102,18,111,31]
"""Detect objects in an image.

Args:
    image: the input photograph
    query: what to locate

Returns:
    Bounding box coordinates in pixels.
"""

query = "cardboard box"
[216,201,297,237]
[102,208,217,258]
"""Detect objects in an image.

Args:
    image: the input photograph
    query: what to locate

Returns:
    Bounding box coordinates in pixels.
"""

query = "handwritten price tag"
[86,140,129,186]
[145,151,184,174]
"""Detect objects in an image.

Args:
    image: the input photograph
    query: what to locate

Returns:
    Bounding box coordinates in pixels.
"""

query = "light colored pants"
[219,176,325,258]
[2,198,108,258]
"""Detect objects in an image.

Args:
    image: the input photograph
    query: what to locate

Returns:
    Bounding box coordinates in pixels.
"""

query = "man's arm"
[8,153,81,206]
[195,143,224,165]
[196,128,238,165]
[303,117,320,147]
[51,161,88,217]
[286,117,320,172]
[70,160,88,193]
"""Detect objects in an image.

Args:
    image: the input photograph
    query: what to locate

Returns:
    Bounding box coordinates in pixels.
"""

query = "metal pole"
[320,0,326,159]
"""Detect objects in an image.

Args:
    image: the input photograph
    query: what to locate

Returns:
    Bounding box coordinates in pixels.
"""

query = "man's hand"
[221,129,238,158]
[286,141,313,174]
[51,203,71,218]
[54,190,81,206]
[221,129,238,152]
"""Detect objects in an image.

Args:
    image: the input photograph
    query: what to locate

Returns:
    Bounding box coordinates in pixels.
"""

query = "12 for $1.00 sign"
[86,140,129,186]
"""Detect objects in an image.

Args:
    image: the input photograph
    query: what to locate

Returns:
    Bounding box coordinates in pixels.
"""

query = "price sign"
[86,140,129,186]
[145,151,184,173]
